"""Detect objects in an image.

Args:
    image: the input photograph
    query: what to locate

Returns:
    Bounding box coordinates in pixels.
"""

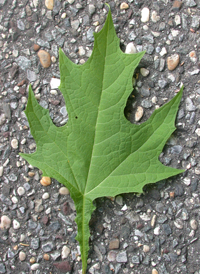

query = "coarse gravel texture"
[0,0,200,274]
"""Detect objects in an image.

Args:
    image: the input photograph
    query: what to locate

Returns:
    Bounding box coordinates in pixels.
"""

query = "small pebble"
[43,254,50,260]
[141,7,150,23]
[19,251,26,261]
[190,219,198,230]
[0,166,3,177]
[0,215,11,229]
[11,138,18,149]
[30,257,36,264]
[62,246,70,259]
[174,219,184,229]
[143,245,150,252]
[160,47,167,56]
[154,226,160,235]
[42,192,50,199]
[50,78,60,89]
[151,11,160,23]
[17,186,25,196]
[125,42,137,54]
[59,187,70,195]
[12,196,18,203]
[167,54,180,71]
[120,2,129,10]
[13,220,20,230]
[31,263,40,271]
[45,0,54,10]
[109,239,120,250]
[152,269,158,274]
[135,106,144,122]
[140,68,149,77]
[40,177,51,186]
[37,50,51,68]
[189,51,197,63]
[51,56,56,63]
[33,44,40,51]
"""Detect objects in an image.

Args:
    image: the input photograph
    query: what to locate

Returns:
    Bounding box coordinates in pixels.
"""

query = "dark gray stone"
[37,38,50,49]
[186,0,197,6]
[141,99,152,109]
[87,28,94,42]
[27,70,37,82]
[162,224,172,236]
[28,220,37,230]
[141,86,150,97]
[31,238,40,250]
[142,255,150,265]
[186,98,196,111]
[128,31,136,41]
[0,263,6,274]
[168,145,183,155]
[158,79,168,88]
[132,255,140,264]
[42,241,54,252]
[49,221,61,232]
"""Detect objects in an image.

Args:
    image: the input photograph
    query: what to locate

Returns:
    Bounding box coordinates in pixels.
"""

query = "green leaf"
[20,9,184,274]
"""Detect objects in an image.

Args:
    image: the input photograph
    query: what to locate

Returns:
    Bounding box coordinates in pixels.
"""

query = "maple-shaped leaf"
[20,9,184,274]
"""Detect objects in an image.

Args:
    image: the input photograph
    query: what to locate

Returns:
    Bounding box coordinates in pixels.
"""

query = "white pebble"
[17,186,25,196]
[171,29,179,37]
[175,14,181,25]
[174,219,183,229]
[12,196,18,204]
[31,263,40,271]
[0,166,3,177]
[21,138,26,145]
[152,96,158,104]
[143,25,149,31]
[62,245,70,259]
[13,219,20,230]
[141,7,150,23]
[19,251,26,261]
[183,178,191,186]
[61,13,67,19]
[154,226,160,235]
[125,42,137,54]
[50,78,60,89]
[51,56,56,63]
[143,245,150,252]
[20,234,26,241]
[195,128,200,136]
[78,46,85,56]
[11,138,19,149]
[0,215,11,229]
[135,106,144,122]
[59,187,70,195]
[189,51,197,63]
[151,11,160,23]
[190,219,198,230]
[140,68,149,77]
[160,47,167,56]
[42,192,50,199]
[50,89,58,95]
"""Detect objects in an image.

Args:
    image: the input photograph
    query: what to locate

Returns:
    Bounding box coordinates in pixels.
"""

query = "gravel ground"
[0,0,200,273]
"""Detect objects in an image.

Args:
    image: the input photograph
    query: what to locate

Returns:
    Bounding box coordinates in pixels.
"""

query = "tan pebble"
[151,214,157,227]
[40,176,51,186]
[51,56,56,63]
[13,245,18,251]
[169,191,175,199]
[19,251,26,261]
[120,2,129,10]
[109,238,120,250]
[37,50,51,68]
[28,171,35,177]
[143,245,150,252]
[135,106,144,122]
[43,253,50,260]
[152,269,158,274]
[59,186,70,195]
[11,138,18,149]
[62,245,70,259]
[30,257,36,264]
[45,0,54,10]
[190,219,198,230]
[0,215,11,229]
[167,54,179,71]
[33,44,40,52]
